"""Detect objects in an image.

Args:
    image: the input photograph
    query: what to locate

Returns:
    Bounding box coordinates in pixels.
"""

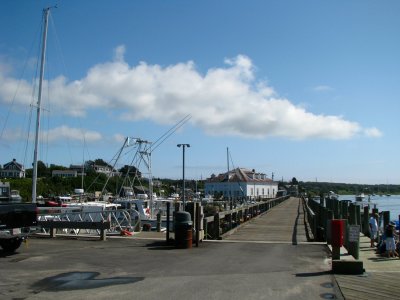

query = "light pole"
[177,143,190,209]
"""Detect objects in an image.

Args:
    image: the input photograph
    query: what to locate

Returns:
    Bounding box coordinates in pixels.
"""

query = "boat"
[355,193,365,202]
[328,191,338,200]
[10,190,22,203]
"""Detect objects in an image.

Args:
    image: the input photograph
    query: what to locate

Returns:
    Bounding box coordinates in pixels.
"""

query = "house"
[69,164,86,176]
[0,159,25,178]
[0,181,10,201]
[52,170,78,178]
[204,168,278,200]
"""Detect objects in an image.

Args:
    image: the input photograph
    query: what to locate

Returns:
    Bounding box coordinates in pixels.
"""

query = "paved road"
[0,198,343,300]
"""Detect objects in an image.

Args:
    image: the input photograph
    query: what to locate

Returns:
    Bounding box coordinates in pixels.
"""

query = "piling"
[363,206,369,236]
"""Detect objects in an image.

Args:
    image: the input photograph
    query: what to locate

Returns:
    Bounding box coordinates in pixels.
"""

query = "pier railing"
[304,195,393,260]
[202,196,290,240]
[36,207,137,240]
[302,196,317,241]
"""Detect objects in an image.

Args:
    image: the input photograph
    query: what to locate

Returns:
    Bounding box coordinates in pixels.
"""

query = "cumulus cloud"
[0,47,378,140]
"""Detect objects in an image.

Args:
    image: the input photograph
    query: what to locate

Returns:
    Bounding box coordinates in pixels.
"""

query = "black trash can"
[174,211,193,249]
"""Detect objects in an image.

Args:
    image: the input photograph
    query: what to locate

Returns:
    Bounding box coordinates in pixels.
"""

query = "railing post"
[166,202,170,244]
[213,213,220,240]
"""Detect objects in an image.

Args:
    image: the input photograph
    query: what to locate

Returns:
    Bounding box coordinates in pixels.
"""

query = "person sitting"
[385,222,397,258]
[376,232,386,255]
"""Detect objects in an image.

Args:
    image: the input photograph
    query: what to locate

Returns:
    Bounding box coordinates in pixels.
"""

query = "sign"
[348,225,360,242]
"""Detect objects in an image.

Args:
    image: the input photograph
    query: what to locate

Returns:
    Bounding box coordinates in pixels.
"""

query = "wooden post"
[341,200,349,220]
[363,206,369,236]
[156,212,161,232]
[50,227,56,238]
[100,228,107,241]
[355,204,361,227]
[326,210,334,245]
[213,213,220,240]
[195,202,200,247]
[348,203,356,225]
[383,211,390,230]
[166,202,170,244]
[333,199,340,219]
[203,218,208,240]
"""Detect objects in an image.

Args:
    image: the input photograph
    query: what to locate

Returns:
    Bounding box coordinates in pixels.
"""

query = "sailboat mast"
[32,8,50,203]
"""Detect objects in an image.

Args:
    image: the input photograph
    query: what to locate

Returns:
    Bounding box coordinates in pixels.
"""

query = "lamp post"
[177,143,190,209]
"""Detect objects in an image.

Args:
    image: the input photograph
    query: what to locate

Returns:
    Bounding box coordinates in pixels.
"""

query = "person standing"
[369,213,379,247]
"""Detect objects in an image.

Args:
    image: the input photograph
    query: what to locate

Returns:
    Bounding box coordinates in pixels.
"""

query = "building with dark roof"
[204,167,278,199]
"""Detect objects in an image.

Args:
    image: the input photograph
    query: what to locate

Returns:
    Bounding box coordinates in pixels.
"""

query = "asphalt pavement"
[0,236,341,300]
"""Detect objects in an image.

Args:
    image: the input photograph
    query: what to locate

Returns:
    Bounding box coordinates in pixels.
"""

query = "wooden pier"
[223,197,310,243]
[219,196,400,299]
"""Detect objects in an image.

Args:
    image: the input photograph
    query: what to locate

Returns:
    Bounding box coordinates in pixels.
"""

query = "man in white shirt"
[369,213,379,247]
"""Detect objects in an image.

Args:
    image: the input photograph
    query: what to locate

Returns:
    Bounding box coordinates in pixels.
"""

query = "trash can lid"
[175,211,192,223]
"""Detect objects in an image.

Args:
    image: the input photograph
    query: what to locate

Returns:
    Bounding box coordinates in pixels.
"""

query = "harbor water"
[339,194,400,222]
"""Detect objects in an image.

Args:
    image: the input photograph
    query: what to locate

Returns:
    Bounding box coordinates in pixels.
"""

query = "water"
[339,194,400,221]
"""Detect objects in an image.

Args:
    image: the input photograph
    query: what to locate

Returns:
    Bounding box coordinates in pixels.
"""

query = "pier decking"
[223,197,309,243]
[335,235,400,300]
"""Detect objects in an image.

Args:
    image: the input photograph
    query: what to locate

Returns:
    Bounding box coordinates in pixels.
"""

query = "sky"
[0,0,399,184]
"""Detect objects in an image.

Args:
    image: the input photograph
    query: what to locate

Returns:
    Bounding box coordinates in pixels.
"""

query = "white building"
[52,170,78,178]
[0,159,25,178]
[204,168,278,199]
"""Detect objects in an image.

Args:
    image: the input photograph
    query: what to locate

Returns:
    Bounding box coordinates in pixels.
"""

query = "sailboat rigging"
[32,7,54,203]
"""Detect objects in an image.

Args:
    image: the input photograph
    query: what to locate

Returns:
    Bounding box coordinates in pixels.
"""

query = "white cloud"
[0,126,102,144]
[45,126,102,142]
[0,47,379,140]
[312,85,333,92]
[364,127,382,138]
[113,133,126,144]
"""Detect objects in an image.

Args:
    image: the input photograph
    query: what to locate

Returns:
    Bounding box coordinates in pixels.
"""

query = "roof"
[2,159,24,171]
[207,168,274,183]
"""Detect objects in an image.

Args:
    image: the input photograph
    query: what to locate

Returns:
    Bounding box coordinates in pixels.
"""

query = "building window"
[251,188,254,195]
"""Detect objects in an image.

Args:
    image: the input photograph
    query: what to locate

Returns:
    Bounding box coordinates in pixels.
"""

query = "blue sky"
[0,0,399,184]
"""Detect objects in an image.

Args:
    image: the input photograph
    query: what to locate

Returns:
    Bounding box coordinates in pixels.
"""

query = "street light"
[177,143,190,209]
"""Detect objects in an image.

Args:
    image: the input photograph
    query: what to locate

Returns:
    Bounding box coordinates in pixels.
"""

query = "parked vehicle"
[0,182,37,252]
